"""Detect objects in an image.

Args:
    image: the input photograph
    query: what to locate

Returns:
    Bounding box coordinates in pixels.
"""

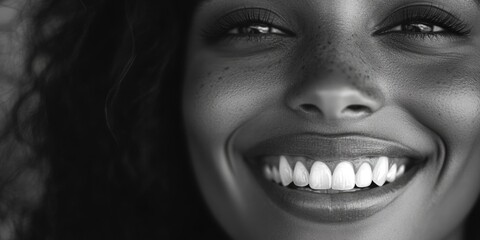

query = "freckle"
[301,65,306,70]
[224,67,230,70]
[218,77,223,80]
[207,72,212,76]
[327,41,332,45]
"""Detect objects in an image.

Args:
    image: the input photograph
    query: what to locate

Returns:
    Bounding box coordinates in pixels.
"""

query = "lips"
[245,134,424,160]
[242,133,427,222]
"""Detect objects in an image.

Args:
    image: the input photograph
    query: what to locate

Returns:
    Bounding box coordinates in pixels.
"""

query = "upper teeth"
[309,161,332,190]
[279,156,293,186]
[355,162,373,188]
[372,156,389,186]
[292,161,309,187]
[263,155,406,191]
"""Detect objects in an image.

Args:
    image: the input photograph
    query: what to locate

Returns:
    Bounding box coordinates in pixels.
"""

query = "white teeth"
[396,165,405,177]
[264,165,273,181]
[332,161,355,190]
[309,161,332,189]
[373,156,389,186]
[355,162,373,188]
[267,156,406,191]
[272,166,281,184]
[293,162,309,187]
[386,164,397,183]
[279,156,293,186]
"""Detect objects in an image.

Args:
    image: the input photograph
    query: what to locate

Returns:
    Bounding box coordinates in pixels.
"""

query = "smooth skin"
[183,0,480,239]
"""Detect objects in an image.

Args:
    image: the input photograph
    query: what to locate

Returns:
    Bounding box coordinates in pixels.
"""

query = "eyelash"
[202,8,293,43]
[374,5,471,39]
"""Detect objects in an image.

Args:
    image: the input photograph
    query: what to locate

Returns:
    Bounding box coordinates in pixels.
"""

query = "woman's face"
[182,0,480,239]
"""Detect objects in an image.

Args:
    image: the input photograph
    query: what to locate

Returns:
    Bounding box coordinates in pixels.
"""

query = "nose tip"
[291,87,382,120]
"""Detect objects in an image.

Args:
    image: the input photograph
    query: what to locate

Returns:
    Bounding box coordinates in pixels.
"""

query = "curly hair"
[5,0,228,239]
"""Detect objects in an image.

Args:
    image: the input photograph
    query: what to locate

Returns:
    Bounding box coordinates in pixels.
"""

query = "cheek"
[181,52,297,239]
[391,59,480,230]
[396,61,480,146]
[182,52,290,144]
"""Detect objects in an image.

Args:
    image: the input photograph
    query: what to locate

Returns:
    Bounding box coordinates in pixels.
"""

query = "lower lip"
[247,158,423,222]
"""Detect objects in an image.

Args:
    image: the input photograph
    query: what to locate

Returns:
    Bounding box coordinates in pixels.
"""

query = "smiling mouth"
[243,133,427,222]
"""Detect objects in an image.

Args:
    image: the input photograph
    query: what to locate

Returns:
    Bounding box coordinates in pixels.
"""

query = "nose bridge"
[286,55,383,120]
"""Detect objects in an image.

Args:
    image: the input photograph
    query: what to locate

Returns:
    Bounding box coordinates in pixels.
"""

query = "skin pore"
[183,0,480,240]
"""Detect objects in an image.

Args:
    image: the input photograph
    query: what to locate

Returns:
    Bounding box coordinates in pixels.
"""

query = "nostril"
[342,104,372,116]
[290,88,382,120]
[346,104,371,112]
[299,103,322,114]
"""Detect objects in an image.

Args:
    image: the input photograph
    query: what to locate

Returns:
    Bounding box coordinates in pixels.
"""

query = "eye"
[202,8,294,44]
[384,23,445,34]
[228,24,286,36]
[374,5,471,38]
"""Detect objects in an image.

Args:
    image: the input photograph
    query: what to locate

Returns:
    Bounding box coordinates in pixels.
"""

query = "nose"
[287,79,382,120]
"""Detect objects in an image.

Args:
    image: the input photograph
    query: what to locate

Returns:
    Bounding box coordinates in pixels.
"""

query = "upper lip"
[245,133,425,162]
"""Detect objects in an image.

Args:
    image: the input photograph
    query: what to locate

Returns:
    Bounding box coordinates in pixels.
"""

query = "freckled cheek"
[182,60,287,142]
